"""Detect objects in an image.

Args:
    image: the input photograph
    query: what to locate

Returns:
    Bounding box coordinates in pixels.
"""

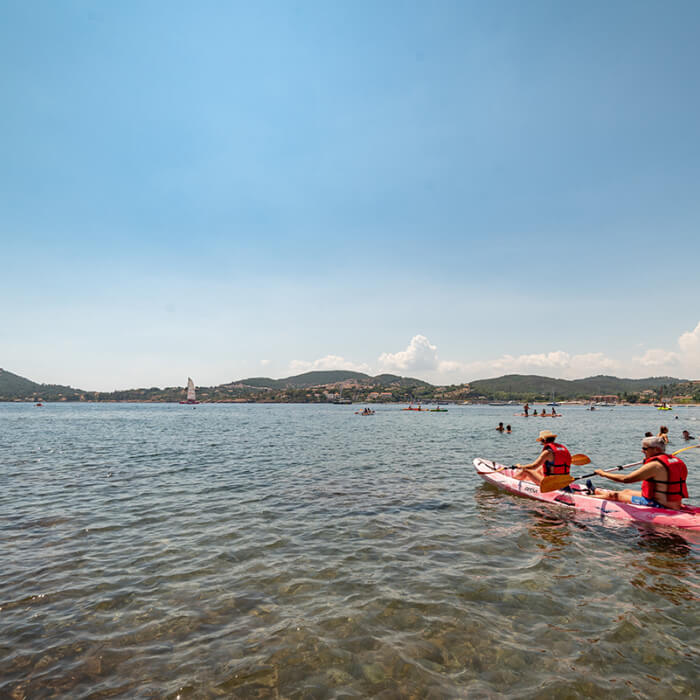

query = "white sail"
[186,377,196,402]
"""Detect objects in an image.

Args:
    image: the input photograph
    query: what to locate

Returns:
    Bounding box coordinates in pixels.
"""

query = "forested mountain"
[0,368,81,400]
[469,374,687,400]
[229,370,432,389]
[0,368,696,402]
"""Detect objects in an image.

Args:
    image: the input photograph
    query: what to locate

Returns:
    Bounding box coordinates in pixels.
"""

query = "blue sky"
[2,1,699,390]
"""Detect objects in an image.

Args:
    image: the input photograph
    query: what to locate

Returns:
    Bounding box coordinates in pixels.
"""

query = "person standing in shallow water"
[506,425,512,433]
[588,436,688,511]
[496,422,505,432]
[523,403,529,417]
[514,430,572,486]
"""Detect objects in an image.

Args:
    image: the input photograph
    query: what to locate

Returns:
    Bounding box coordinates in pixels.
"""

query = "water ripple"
[1,403,698,698]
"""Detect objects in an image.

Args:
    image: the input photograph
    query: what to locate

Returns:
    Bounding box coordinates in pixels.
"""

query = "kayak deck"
[473,458,700,531]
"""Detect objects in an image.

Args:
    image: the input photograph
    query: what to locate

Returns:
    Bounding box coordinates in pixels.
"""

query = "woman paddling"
[514,430,572,486]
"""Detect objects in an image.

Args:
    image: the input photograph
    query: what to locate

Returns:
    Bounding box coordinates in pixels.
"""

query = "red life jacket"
[641,454,688,502]
[542,442,571,476]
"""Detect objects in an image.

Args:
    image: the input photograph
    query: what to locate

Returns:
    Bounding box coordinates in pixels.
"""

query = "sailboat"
[179,377,199,404]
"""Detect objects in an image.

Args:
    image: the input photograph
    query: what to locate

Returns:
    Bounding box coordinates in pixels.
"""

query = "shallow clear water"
[1,403,698,699]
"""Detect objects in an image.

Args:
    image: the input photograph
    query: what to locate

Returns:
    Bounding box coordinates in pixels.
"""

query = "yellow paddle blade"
[571,453,591,466]
[540,475,575,493]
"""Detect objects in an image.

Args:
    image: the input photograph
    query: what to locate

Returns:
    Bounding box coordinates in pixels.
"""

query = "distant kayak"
[402,407,427,411]
[513,413,561,417]
[473,458,700,532]
[429,408,448,412]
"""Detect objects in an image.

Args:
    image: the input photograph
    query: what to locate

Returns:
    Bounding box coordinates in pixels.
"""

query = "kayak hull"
[473,458,699,531]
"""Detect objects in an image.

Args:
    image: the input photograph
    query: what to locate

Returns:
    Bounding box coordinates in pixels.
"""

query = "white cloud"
[425,322,700,381]
[260,359,271,367]
[434,351,619,383]
[630,320,700,375]
[679,321,700,356]
[286,321,700,385]
[377,335,439,372]
[633,349,681,368]
[289,355,372,374]
[376,336,623,382]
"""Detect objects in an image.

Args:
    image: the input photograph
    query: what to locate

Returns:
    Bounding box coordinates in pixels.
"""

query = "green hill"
[229,370,372,389]
[225,376,285,389]
[230,370,435,390]
[0,368,81,400]
[469,374,685,400]
[283,370,371,387]
[372,373,433,388]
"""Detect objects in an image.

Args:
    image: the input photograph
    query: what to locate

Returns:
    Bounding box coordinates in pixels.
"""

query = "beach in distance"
[2,402,698,698]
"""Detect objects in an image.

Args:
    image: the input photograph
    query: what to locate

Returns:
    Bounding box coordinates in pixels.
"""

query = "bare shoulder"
[626,461,660,481]
[641,459,668,478]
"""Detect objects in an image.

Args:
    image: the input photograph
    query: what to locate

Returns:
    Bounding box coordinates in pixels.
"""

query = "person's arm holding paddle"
[593,462,656,485]
[588,436,689,510]
[514,431,572,486]
[515,451,548,472]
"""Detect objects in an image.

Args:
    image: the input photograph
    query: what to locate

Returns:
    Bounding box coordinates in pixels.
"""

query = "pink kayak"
[474,458,700,531]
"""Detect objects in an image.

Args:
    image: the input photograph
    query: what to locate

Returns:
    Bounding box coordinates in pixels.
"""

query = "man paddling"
[588,436,688,511]
[514,430,571,486]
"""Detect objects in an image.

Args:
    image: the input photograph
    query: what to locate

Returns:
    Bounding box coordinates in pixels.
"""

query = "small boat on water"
[429,407,448,412]
[547,392,559,407]
[179,377,200,405]
[473,458,699,532]
[402,405,426,411]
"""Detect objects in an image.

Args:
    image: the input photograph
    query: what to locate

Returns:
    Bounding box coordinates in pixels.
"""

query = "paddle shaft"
[575,460,642,482]
[672,443,700,456]
[495,453,589,474]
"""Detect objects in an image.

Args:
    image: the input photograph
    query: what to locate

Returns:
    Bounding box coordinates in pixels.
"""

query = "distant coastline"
[1,368,698,405]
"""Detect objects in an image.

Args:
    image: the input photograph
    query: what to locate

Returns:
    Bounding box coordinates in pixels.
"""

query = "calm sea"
[2,403,698,699]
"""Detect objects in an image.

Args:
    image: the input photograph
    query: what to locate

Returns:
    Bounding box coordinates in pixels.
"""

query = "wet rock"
[10,682,28,700]
[325,667,354,685]
[34,654,53,671]
[84,654,102,676]
[361,662,385,684]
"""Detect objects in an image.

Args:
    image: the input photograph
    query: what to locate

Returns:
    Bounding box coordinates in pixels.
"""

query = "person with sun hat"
[514,430,572,486]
